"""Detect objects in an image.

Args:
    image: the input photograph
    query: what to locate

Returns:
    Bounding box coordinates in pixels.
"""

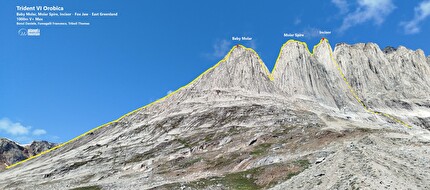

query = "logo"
[18,28,40,36]
[18,28,27,36]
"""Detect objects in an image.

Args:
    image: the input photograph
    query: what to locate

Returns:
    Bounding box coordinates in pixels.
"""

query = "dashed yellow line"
[323,40,412,128]
[272,39,411,128]
[6,38,411,169]
[6,43,241,169]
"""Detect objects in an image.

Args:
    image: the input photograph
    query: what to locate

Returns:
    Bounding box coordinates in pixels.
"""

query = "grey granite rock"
[0,41,429,190]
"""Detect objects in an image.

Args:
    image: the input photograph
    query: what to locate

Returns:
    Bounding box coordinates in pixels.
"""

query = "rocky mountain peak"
[26,141,56,157]
[363,42,382,53]
[278,40,311,58]
[416,49,426,57]
[184,44,276,94]
[335,42,382,54]
[384,45,426,59]
[1,41,430,190]
[334,41,430,109]
[0,138,23,152]
[0,138,55,170]
[313,39,336,70]
[0,138,26,170]
[271,39,352,109]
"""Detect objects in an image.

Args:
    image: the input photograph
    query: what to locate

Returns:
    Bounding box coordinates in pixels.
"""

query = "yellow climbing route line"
[323,41,412,128]
[6,43,242,169]
[6,38,411,169]
[271,39,411,128]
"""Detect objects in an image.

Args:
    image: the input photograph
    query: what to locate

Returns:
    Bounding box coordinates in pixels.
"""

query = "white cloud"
[207,39,232,59]
[166,90,173,95]
[401,0,430,34]
[0,118,48,144]
[0,118,30,136]
[32,129,47,136]
[338,0,395,32]
[332,0,349,14]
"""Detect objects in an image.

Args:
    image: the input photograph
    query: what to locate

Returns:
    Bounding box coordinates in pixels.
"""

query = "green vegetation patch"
[250,143,272,156]
[295,159,310,168]
[223,167,261,190]
[155,158,312,190]
[154,168,261,190]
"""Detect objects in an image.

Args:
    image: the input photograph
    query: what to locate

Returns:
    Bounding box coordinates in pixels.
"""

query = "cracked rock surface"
[1,41,429,190]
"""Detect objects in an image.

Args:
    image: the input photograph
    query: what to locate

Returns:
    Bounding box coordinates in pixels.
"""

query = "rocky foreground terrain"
[0,138,55,170]
[0,39,429,190]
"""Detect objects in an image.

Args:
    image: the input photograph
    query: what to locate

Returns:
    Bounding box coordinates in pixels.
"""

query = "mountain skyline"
[1,38,429,189]
[1,0,430,145]
[5,38,429,170]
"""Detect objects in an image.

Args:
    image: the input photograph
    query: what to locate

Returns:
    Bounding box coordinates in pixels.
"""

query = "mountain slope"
[0,39,429,190]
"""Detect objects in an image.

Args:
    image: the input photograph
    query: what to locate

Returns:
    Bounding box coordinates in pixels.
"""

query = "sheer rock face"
[272,40,359,110]
[0,41,429,190]
[334,43,430,110]
[272,41,332,99]
[0,139,55,170]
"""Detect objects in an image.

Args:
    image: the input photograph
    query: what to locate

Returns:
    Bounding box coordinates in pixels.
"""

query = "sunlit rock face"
[1,41,429,190]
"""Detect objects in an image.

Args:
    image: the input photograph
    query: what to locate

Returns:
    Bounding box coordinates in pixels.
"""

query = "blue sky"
[1,0,429,144]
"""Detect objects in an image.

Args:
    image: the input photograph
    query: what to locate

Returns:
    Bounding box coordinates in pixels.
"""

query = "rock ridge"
[1,39,429,190]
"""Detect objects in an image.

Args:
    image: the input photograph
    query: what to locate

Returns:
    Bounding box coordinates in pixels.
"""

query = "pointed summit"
[2,40,430,189]
[314,38,334,67]
[183,45,276,94]
[272,40,311,93]
[272,40,337,107]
